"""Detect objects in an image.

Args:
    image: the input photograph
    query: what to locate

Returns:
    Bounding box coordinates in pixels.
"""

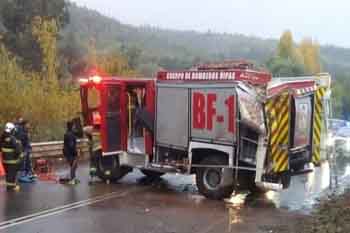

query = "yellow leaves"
[0,17,80,141]
[298,38,321,74]
[86,37,137,76]
[277,30,294,59]
[97,52,135,76]
[31,16,59,81]
[276,30,321,75]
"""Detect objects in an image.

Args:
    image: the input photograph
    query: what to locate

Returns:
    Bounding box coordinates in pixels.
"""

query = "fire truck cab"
[79,66,331,200]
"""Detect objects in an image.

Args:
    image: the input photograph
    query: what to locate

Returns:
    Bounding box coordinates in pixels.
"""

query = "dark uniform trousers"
[1,136,22,190]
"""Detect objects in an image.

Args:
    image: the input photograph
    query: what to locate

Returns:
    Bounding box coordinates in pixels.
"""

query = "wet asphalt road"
[1,155,350,233]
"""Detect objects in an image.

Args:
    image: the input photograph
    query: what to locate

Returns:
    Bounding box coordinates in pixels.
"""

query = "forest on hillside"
[0,0,350,140]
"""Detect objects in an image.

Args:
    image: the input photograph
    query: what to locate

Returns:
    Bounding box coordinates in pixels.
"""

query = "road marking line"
[0,191,119,227]
[0,188,140,230]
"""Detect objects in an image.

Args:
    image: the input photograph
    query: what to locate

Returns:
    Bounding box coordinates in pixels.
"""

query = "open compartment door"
[100,83,127,155]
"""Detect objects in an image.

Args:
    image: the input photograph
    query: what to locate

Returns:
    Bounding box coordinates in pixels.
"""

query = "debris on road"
[296,189,350,233]
[266,188,350,233]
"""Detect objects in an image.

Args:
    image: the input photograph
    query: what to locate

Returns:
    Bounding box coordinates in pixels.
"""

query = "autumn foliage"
[0,18,80,141]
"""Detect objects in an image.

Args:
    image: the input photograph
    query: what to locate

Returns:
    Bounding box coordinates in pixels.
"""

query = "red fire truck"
[79,64,331,199]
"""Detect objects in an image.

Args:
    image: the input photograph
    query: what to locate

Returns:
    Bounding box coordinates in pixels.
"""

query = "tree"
[266,56,306,77]
[1,0,69,71]
[31,16,59,79]
[277,30,294,59]
[59,31,87,80]
[2,0,69,34]
[75,38,137,77]
[0,38,80,141]
[298,38,321,74]
[121,45,142,69]
[267,30,306,77]
[137,63,160,77]
[96,51,132,75]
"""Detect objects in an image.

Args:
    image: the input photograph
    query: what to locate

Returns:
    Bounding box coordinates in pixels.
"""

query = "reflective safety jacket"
[92,132,101,152]
[87,132,101,153]
[87,132,100,176]
[0,132,22,164]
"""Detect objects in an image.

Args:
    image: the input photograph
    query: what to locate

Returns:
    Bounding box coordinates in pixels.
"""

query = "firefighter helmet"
[4,122,15,133]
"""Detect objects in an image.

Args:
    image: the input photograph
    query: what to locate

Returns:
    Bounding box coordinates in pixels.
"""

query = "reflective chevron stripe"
[92,133,101,152]
[1,148,14,153]
[312,87,325,165]
[265,93,290,173]
[3,159,21,164]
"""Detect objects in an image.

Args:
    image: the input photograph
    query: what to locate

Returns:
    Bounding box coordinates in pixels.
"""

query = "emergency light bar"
[79,78,89,83]
[157,70,271,85]
[91,75,102,84]
[78,76,102,84]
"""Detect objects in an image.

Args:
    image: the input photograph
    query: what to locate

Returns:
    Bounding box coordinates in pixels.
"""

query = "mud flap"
[254,135,284,191]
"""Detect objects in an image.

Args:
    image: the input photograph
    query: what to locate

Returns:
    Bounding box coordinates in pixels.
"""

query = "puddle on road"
[131,152,350,213]
[274,154,350,212]
[238,154,350,213]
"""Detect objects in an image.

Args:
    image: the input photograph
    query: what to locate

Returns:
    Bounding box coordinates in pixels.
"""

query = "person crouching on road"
[0,122,23,191]
[63,121,78,185]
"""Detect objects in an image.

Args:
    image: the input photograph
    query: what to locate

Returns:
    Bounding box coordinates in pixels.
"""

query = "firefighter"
[63,121,78,185]
[83,126,100,183]
[1,122,23,191]
[17,120,36,183]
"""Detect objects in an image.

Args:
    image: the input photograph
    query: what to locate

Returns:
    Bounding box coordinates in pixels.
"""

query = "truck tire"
[141,169,164,178]
[196,156,234,200]
[95,150,130,182]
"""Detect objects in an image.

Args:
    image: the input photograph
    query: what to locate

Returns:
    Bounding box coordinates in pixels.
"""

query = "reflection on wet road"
[165,154,348,212]
[0,153,349,233]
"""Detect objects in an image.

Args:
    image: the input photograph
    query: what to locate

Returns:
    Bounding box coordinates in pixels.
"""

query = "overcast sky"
[72,0,349,48]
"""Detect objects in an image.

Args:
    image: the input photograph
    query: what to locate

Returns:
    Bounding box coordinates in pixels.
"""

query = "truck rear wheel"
[196,156,234,200]
[141,169,164,178]
[95,150,130,182]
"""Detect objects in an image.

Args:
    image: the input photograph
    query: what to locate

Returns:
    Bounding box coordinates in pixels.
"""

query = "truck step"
[256,182,283,191]
[149,164,179,173]
[289,169,313,176]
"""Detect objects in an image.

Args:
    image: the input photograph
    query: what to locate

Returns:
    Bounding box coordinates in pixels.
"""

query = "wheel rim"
[203,168,222,190]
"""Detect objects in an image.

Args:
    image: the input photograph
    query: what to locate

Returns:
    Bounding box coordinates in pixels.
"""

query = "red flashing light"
[90,75,102,84]
[92,111,101,125]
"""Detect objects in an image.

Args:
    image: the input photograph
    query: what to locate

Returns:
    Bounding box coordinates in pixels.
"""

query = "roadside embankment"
[266,188,350,233]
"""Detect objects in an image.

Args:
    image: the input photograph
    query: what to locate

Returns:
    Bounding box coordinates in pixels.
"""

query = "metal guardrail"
[31,139,89,159]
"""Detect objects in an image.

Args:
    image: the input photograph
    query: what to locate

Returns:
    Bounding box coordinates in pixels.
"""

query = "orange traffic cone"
[0,152,5,177]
